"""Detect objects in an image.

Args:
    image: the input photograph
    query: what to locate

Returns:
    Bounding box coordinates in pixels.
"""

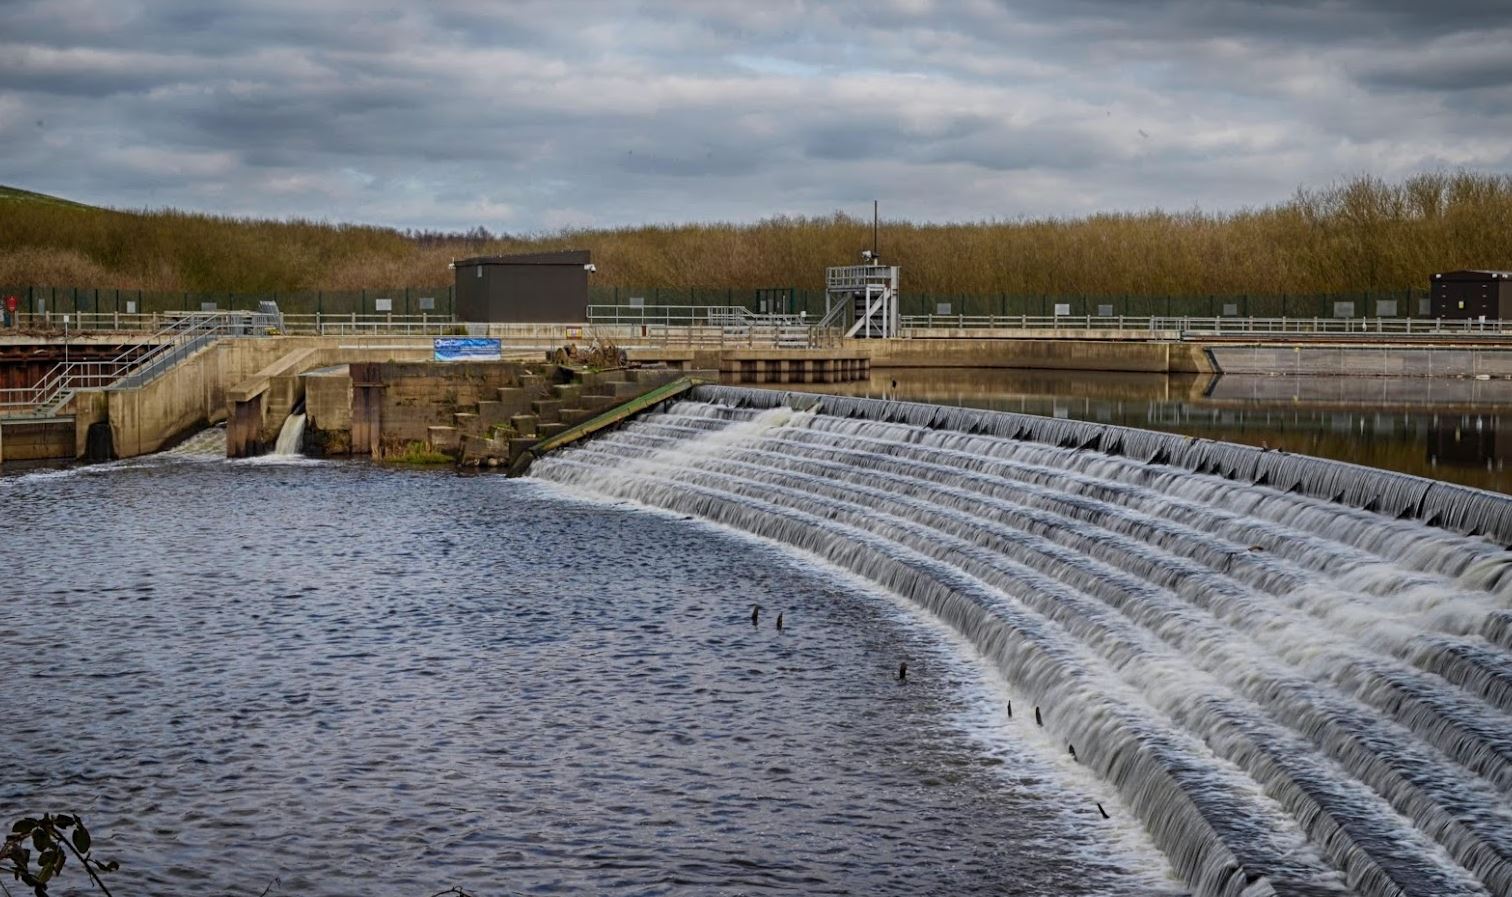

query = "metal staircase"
[0,311,278,417]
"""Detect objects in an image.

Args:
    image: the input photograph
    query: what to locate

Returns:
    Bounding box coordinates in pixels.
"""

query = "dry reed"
[3,172,1510,296]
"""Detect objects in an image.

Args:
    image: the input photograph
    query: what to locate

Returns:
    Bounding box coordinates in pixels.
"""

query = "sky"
[2,0,1510,232]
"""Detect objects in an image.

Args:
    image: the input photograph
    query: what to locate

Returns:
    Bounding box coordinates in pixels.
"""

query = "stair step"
[509,414,539,437]
[475,400,510,427]
[531,399,563,423]
[426,426,458,451]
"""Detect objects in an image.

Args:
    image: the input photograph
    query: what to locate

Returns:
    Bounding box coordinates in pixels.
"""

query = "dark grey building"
[453,250,592,323]
[1430,270,1512,319]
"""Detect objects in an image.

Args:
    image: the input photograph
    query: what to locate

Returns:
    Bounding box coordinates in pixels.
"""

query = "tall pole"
[873,200,879,260]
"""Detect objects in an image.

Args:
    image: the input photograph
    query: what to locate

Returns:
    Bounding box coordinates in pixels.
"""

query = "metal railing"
[8,311,460,336]
[825,264,898,291]
[1,312,277,415]
[587,305,825,348]
[897,314,1512,337]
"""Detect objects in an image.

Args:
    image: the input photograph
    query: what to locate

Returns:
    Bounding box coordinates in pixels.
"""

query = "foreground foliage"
[1,814,117,896]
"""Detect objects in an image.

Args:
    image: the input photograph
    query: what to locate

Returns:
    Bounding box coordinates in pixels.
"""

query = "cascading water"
[274,411,307,456]
[529,386,1512,897]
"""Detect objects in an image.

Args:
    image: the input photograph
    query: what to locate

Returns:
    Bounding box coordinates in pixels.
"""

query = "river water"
[789,369,1512,493]
[1,445,1182,896]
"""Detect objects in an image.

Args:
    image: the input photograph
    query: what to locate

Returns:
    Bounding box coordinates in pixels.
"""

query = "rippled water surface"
[2,453,1179,896]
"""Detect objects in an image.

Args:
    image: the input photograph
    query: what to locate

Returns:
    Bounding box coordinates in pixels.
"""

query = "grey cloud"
[0,0,1509,231]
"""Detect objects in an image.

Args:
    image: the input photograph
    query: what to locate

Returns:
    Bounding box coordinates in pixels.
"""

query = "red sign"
[3,295,16,313]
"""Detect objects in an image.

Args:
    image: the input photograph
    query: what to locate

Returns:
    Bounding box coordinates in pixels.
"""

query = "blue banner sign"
[434,337,502,362]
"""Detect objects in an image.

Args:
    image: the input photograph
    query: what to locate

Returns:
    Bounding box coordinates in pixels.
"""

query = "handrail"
[896,313,1512,337]
[586,305,822,347]
[0,311,276,415]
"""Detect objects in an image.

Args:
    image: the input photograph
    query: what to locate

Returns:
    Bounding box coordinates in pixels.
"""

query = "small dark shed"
[1430,270,1512,320]
[453,250,592,323]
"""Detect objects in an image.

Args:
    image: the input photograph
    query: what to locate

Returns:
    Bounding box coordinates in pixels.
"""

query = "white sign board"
[1053,303,1071,316]
[375,298,393,312]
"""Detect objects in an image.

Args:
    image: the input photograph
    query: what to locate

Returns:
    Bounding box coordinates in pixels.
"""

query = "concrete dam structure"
[530,385,1512,897]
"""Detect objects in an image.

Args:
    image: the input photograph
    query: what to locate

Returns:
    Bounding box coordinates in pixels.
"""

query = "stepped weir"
[531,384,1512,897]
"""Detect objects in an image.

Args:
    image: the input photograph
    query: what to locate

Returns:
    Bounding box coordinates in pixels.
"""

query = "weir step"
[453,412,478,432]
[550,383,582,404]
[536,422,567,439]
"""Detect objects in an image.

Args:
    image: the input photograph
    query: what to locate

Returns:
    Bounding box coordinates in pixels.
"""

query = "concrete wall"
[857,338,1215,374]
[376,361,532,446]
[0,418,73,463]
[107,337,305,457]
[1209,345,1512,377]
[303,369,352,455]
[99,336,433,459]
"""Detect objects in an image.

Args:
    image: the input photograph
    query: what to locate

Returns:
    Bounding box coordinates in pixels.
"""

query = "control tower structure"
[824,251,900,338]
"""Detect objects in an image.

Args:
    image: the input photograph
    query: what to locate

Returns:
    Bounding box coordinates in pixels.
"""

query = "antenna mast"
[873,200,879,259]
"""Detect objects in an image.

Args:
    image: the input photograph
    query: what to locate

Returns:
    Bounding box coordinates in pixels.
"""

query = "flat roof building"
[1430,269,1512,320]
[452,250,592,323]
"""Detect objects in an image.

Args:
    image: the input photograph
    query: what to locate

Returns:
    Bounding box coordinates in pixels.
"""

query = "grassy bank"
[2,173,1510,297]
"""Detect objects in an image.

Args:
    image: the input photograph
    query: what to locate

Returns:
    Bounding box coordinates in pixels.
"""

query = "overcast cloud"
[2,0,1509,231]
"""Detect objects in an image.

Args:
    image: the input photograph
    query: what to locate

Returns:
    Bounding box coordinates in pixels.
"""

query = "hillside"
[0,185,97,210]
[2,172,1511,298]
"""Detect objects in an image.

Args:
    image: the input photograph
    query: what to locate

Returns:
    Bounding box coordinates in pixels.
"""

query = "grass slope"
[0,185,97,210]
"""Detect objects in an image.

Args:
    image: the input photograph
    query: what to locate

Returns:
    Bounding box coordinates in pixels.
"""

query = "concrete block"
[426,426,459,451]
[530,399,563,422]
[611,380,643,398]
[536,422,567,439]
[452,411,479,434]
[509,414,539,437]
[476,400,511,427]
[460,433,505,465]
[550,383,581,404]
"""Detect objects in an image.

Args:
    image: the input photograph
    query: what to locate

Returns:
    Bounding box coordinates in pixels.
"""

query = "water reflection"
[776,369,1512,493]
